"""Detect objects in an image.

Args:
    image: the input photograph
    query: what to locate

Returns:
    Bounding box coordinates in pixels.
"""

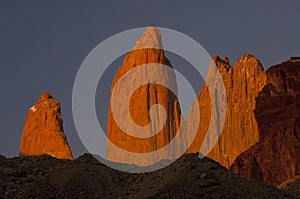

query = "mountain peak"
[238,53,259,63]
[234,54,265,72]
[106,26,180,166]
[134,26,163,49]
[20,92,73,160]
[38,92,53,101]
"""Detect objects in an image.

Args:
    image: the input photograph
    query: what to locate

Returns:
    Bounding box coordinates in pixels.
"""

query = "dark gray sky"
[0,1,299,158]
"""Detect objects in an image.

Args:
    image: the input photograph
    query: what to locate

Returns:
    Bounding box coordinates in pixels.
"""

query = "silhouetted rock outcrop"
[19,92,73,160]
[231,57,300,188]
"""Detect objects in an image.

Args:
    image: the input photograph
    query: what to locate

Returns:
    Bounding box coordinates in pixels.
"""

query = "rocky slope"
[19,92,73,160]
[0,153,293,198]
[283,178,300,198]
[187,54,267,168]
[106,27,182,165]
[230,57,300,188]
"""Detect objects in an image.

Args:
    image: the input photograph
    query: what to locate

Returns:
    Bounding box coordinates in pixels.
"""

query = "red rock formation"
[20,92,73,160]
[230,58,300,187]
[105,27,267,168]
[106,27,181,165]
[187,54,267,168]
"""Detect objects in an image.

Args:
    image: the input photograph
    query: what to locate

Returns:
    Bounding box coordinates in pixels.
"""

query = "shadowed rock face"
[19,92,73,160]
[106,27,182,165]
[187,54,267,168]
[231,58,300,188]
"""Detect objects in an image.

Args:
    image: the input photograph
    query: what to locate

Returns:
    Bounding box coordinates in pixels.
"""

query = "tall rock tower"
[106,27,182,165]
[20,92,73,160]
[106,27,267,168]
[187,54,267,168]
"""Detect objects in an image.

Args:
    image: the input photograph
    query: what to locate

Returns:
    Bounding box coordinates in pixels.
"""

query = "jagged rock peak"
[238,53,257,60]
[134,26,163,49]
[39,92,52,100]
[212,55,230,65]
[20,92,73,160]
[236,54,263,67]
[224,56,230,65]
[106,27,181,166]
[211,55,231,72]
[35,92,54,105]
[187,53,267,168]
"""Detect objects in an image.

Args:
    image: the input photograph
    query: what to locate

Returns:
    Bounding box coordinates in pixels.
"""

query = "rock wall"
[230,58,300,187]
[106,27,182,165]
[105,27,267,168]
[187,54,267,168]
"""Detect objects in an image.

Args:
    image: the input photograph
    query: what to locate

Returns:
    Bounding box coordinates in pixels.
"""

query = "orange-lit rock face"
[105,27,267,167]
[231,58,300,188]
[20,92,73,160]
[186,54,267,168]
[106,27,181,165]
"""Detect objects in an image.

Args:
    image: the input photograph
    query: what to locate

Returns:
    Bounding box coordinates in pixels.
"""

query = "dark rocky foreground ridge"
[0,153,293,198]
[284,178,300,198]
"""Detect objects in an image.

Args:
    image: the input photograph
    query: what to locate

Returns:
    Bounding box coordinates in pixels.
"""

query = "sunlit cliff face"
[20,92,73,160]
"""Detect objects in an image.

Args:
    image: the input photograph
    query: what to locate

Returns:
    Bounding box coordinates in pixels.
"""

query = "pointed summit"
[39,92,52,100]
[235,54,264,71]
[20,92,73,160]
[106,27,181,166]
[134,26,163,49]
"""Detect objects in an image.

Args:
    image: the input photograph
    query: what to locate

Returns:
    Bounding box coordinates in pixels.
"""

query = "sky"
[0,1,299,158]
